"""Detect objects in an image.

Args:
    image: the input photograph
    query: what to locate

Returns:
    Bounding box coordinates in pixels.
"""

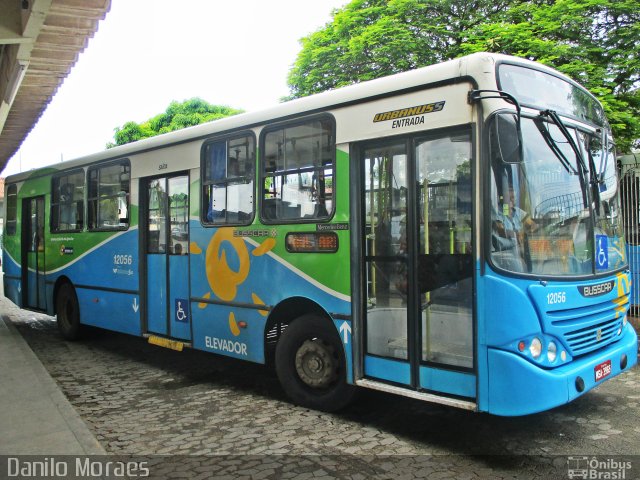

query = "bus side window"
[88,161,130,231]
[5,184,17,235]
[260,116,335,223]
[201,134,255,226]
[51,169,85,232]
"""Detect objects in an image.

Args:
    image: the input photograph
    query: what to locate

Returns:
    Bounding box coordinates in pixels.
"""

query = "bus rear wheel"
[275,314,356,412]
[56,283,82,340]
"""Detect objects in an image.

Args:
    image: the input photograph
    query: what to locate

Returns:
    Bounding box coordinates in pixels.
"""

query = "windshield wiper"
[540,110,589,174]
[597,129,608,177]
[534,111,578,175]
[537,110,591,207]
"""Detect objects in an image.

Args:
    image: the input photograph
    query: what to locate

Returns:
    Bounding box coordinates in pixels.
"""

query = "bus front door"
[360,132,476,402]
[21,196,46,310]
[143,174,191,341]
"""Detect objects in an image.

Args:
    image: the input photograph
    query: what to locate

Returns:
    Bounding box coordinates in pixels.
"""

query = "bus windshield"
[490,114,625,276]
[498,63,606,127]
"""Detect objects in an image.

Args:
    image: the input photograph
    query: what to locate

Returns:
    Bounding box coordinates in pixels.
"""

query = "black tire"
[275,314,357,412]
[56,283,82,340]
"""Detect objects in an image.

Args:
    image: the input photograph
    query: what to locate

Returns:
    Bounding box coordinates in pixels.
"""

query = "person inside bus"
[492,186,537,251]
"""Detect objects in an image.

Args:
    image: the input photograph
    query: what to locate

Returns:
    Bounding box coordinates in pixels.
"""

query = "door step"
[356,379,477,411]
[144,334,191,352]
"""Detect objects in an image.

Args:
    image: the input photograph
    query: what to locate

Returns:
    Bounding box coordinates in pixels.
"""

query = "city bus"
[2,53,636,416]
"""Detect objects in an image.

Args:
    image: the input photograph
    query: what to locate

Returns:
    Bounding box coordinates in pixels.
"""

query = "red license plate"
[594,360,612,382]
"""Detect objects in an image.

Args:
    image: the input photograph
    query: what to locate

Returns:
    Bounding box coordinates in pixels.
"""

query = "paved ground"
[0,314,105,456]
[3,298,640,479]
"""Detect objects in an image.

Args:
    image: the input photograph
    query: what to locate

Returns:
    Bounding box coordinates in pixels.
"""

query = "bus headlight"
[530,338,542,358]
[514,334,568,366]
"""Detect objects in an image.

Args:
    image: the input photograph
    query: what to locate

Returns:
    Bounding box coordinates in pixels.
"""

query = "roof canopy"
[0,0,111,173]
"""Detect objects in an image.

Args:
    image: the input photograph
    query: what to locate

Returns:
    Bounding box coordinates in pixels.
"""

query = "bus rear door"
[21,196,46,310]
[142,174,191,341]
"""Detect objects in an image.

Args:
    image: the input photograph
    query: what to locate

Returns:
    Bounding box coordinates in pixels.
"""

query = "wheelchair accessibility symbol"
[175,299,189,323]
[596,235,608,270]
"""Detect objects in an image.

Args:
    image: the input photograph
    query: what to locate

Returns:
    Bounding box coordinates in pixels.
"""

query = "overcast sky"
[2,0,347,177]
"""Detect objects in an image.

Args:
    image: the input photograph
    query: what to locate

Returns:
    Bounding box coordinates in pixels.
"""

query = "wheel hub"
[295,339,337,388]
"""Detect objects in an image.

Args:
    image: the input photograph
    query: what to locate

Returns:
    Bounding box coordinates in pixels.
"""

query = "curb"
[0,314,106,455]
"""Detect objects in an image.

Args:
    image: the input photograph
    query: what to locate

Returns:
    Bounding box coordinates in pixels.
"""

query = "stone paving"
[3,297,640,479]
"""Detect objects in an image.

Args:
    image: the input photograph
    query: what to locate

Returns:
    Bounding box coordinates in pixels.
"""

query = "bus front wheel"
[56,283,82,340]
[275,314,356,412]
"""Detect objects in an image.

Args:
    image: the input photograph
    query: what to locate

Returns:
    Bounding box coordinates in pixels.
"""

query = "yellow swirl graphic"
[252,293,269,317]
[205,229,250,301]
[228,312,241,337]
[190,242,202,255]
[252,238,276,256]
[198,292,210,309]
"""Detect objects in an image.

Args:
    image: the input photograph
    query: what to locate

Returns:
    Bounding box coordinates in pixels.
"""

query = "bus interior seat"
[263,200,277,220]
[304,204,328,219]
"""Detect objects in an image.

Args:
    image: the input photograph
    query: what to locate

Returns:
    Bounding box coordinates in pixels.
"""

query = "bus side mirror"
[495,113,523,164]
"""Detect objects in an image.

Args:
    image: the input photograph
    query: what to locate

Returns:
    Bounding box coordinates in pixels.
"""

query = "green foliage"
[107,98,243,148]
[461,0,640,151]
[286,0,515,97]
[287,0,640,152]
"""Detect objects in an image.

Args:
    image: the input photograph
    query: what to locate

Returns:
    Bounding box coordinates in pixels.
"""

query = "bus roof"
[5,52,576,183]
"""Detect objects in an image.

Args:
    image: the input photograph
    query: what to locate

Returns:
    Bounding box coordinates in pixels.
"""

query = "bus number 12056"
[113,254,133,265]
[547,292,566,305]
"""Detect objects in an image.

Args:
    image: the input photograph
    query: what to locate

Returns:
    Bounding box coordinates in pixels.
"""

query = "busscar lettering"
[580,281,614,297]
[584,283,612,296]
[233,229,274,237]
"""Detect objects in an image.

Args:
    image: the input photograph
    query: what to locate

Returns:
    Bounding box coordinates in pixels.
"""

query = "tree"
[107,98,243,148]
[461,0,640,152]
[287,0,639,151]
[287,0,511,97]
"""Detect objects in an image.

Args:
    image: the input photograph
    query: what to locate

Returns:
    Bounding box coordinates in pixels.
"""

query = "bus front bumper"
[486,323,637,416]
